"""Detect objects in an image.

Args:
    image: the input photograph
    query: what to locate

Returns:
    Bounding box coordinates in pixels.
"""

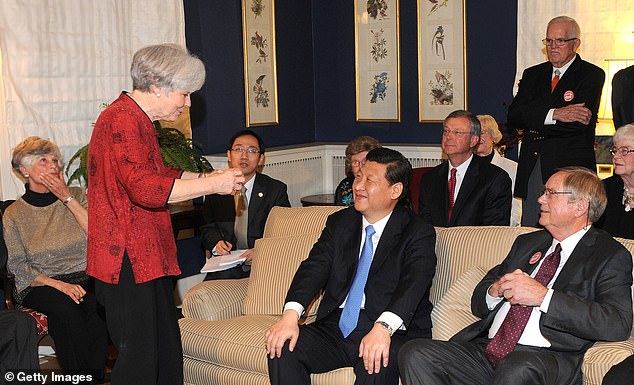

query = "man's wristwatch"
[375,321,394,336]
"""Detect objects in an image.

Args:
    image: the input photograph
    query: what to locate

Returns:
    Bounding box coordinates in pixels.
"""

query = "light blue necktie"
[339,225,376,337]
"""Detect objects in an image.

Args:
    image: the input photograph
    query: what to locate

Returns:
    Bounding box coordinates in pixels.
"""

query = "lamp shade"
[598,58,634,121]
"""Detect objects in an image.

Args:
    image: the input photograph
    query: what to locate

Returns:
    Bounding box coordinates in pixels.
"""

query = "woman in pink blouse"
[87,44,244,385]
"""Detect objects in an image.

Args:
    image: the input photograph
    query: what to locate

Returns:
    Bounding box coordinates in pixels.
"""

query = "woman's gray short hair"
[131,44,205,93]
[11,136,63,178]
[476,114,503,144]
[613,123,634,143]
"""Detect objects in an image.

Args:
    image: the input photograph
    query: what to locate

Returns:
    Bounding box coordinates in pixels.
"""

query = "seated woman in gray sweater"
[4,137,107,379]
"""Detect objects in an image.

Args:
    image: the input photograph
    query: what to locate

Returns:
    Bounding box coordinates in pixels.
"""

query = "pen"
[223,240,231,255]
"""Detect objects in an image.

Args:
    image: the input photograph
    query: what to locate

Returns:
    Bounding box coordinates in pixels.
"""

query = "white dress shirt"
[486,227,589,347]
[545,55,577,125]
[448,154,474,200]
[284,211,405,332]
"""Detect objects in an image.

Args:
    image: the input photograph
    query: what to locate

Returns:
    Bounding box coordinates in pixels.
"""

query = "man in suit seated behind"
[201,130,290,280]
[265,148,437,385]
[399,167,633,385]
[419,109,512,227]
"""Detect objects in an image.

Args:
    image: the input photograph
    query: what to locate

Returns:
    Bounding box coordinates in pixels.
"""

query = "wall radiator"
[206,144,444,207]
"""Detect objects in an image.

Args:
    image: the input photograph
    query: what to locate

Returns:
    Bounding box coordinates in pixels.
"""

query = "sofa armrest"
[583,337,634,385]
[182,278,249,321]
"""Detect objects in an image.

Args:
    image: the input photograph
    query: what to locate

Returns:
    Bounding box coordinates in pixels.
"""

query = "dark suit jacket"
[508,55,605,199]
[595,175,634,239]
[612,65,634,129]
[200,172,290,251]
[453,228,633,369]
[418,156,512,227]
[285,206,437,338]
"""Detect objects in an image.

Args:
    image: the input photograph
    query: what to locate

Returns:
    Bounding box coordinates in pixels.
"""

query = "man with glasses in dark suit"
[201,130,290,280]
[509,16,605,227]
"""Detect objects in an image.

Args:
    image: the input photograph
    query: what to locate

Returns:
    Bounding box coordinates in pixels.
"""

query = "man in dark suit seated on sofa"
[399,167,633,385]
[265,147,437,385]
[201,130,290,280]
[419,109,512,227]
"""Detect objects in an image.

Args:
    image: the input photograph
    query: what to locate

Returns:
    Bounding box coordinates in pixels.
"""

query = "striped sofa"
[179,206,634,385]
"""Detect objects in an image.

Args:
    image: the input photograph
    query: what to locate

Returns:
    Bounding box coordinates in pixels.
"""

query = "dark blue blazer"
[508,55,605,199]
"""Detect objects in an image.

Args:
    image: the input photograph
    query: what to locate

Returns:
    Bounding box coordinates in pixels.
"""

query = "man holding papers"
[201,130,290,279]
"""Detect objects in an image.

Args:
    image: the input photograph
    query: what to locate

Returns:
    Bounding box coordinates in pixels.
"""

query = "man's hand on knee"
[359,324,391,374]
[265,310,300,359]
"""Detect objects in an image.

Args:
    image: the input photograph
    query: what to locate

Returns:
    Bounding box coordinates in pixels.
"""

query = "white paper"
[201,250,248,273]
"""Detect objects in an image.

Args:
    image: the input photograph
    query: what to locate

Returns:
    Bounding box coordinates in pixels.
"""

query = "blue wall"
[184,0,518,153]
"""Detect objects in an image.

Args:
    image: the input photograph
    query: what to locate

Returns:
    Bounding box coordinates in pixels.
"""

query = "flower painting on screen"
[367,0,388,19]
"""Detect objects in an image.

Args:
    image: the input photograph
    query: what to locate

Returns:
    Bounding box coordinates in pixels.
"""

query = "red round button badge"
[563,90,574,102]
[529,252,542,264]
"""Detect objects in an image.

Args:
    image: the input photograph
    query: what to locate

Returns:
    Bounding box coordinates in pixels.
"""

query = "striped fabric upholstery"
[243,232,322,316]
[263,206,343,238]
[431,226,538,306]
[430,265,487,341]
[181,315,279,375]
[181,212,634,385]
[182,278,249,321]
[583,338,634,385]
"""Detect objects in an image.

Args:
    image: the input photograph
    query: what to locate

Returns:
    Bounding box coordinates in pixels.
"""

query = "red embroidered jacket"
[87,93,183,284]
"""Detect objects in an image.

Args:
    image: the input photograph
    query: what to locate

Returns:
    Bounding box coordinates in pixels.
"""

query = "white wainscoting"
[205,144,444,207]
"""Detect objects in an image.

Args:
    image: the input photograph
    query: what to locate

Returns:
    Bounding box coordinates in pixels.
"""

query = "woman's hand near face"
[40,170,72,201]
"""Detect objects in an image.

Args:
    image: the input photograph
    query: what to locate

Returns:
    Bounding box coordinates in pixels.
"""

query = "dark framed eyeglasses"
[542,37,577,46]
[609,146,634,157]
[540,188,573,197]
[231,146,260,155]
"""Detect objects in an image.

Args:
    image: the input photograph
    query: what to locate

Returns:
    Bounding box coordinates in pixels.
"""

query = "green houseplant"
[65,120,213,187]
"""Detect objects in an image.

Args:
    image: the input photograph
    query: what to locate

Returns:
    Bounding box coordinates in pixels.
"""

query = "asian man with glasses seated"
[200,130,290,280]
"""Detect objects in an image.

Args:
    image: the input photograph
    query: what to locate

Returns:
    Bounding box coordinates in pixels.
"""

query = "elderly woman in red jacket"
[87,44,244,385]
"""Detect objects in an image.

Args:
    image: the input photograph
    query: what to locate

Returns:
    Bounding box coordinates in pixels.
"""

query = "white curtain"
[0,0,185,200]
[516,1,634,94]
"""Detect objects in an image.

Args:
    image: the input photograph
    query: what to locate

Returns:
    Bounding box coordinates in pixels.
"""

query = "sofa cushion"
[431,265,487,341]
[180,315,279,375]
[431,226,538,306]
[582,337,634,385]
[263,206,343,238]
[243,232,322,316]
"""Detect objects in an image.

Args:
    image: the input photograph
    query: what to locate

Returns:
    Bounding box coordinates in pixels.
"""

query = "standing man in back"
[508,16,605,227]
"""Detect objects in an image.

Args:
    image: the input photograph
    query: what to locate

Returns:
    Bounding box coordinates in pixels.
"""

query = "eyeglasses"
[351,159,366,167]
[231,146,260,155]
[609,146,634,157]
[542,37,577,46]
[540,188,573,197]
[441,129,471,136]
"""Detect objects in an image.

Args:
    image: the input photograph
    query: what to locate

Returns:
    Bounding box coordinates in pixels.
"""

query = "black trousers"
[521,157,543,227]
[268,309,409,385]
[398,337,581,385]
[23,280,107,377]
[95,253,182,385]
[602,355,634,385]
[0,310,39,382]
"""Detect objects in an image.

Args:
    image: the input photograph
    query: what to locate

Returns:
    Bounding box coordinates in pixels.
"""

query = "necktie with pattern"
[484,243,562,368]
[447,168,457,220]
[234,186,248,249]
[339,225,376,338]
